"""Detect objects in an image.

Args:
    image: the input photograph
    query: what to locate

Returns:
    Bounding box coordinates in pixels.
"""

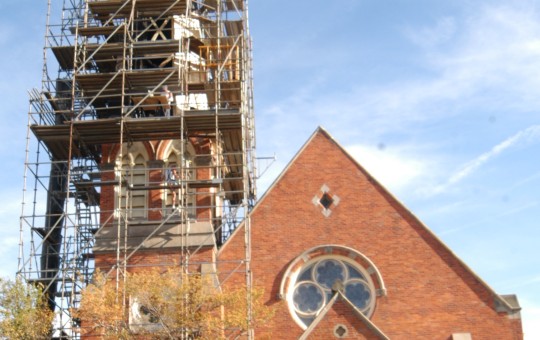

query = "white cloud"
[520,297,540,340]
[258,4,540,153]
[256,141,435,201]
[369,3,540,121]
[430,5,540,104]
[346,144,433,194]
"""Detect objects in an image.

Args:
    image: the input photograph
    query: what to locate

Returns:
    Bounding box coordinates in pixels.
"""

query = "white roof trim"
[278,244,386,299]
[299,291,390,340]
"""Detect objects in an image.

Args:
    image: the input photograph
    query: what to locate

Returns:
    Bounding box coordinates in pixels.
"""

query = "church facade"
[219,127,523,339]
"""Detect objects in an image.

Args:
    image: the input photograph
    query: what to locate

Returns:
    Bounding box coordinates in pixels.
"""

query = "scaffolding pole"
[18,0,256,338]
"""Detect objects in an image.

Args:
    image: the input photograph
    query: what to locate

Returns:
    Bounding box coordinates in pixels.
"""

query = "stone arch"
[279,245,387,329]
[280,245,386,299]
[106,141,154,164]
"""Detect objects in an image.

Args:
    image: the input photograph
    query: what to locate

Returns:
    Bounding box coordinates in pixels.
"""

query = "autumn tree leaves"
[75,269,275,339]
[0,277,54,339]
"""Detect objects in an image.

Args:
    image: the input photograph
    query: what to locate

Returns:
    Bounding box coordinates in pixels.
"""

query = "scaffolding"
[18,0,256,337]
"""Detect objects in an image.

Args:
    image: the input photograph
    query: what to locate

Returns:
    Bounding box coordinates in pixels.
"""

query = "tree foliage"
[0,277,54,339]
[75,269,275,339]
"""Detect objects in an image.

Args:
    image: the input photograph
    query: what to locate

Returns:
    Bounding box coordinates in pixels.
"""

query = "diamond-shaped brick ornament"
[312,184,340,217]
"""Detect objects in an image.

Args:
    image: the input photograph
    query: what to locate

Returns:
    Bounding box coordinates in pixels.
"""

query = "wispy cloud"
[405,16,457,49]
[258,4,540,149]
[256,3,540,209]
[429,125,540,195]
[507,171,540,192]
[440,200,540,235]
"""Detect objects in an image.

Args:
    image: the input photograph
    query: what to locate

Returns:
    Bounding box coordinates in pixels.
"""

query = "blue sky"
[2,0,539,338]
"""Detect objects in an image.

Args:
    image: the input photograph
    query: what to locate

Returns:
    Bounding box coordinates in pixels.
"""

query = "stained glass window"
[344,279,371,310]
[289,256,375,328]
[314,259,346,289]
[293,282,325,315]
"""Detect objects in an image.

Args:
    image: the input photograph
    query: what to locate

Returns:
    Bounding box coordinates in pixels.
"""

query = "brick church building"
[90,127,523,339]
[219,127,523,339]
[88,126,523,339]
[24,1,523,337]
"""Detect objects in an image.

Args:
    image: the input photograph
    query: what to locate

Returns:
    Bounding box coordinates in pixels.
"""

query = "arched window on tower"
[164,147,196,219]
[118,150,148,220]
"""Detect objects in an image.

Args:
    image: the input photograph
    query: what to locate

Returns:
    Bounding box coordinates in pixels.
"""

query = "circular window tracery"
[314,259,346,289]
[344,279,372,311]
[286,255,377,328]
[293,282,325,315]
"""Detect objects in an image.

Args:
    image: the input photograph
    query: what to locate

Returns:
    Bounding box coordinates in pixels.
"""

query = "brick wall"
[218,129,523,339]
[95,247,214,274]
[308,298,381,339]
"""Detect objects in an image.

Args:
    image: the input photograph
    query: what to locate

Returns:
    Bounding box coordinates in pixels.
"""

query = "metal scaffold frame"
[18,0,256,338]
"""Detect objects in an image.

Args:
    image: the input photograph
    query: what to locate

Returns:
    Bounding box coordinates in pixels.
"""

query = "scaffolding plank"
[76,69,228,94]
[220,81,242,107]
[76,68,178,94]
[76,72,123,93]
[126,68,179,88]
[52,46,75,70]
[88,0,188,17]
[78,25,122,37]
[222,129,243,176]
[223,20,243,37]
[30,110,241,159]
[204,0,244,12]
[77,69,184,93]
[222,178,243,204]
[86,40,195,58]
[87,0,133,17]
[128,178,221,190]
[93,221,215,253]
[221,127,244,203]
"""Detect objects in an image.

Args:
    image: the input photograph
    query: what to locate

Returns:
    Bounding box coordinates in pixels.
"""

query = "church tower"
[18,0,255,337]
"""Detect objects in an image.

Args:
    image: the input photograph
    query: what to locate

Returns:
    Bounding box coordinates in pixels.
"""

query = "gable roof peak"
[299,291,390,340]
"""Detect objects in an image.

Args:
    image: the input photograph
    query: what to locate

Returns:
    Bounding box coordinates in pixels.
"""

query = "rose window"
[289,256,375,328]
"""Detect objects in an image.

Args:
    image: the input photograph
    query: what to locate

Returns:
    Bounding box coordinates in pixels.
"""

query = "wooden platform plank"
[30,109,242,159]
[88,0,187,17]
[52,46,75,70]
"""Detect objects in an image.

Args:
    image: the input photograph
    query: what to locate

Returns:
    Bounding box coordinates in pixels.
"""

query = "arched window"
[281,245,386,330]
[290,256,375,327]
[118,144,148,220]
[163,143,196,219]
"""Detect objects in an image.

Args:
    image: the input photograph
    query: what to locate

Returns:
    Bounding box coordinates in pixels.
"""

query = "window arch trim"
[279,245,387,300]
[116,143,150,220]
